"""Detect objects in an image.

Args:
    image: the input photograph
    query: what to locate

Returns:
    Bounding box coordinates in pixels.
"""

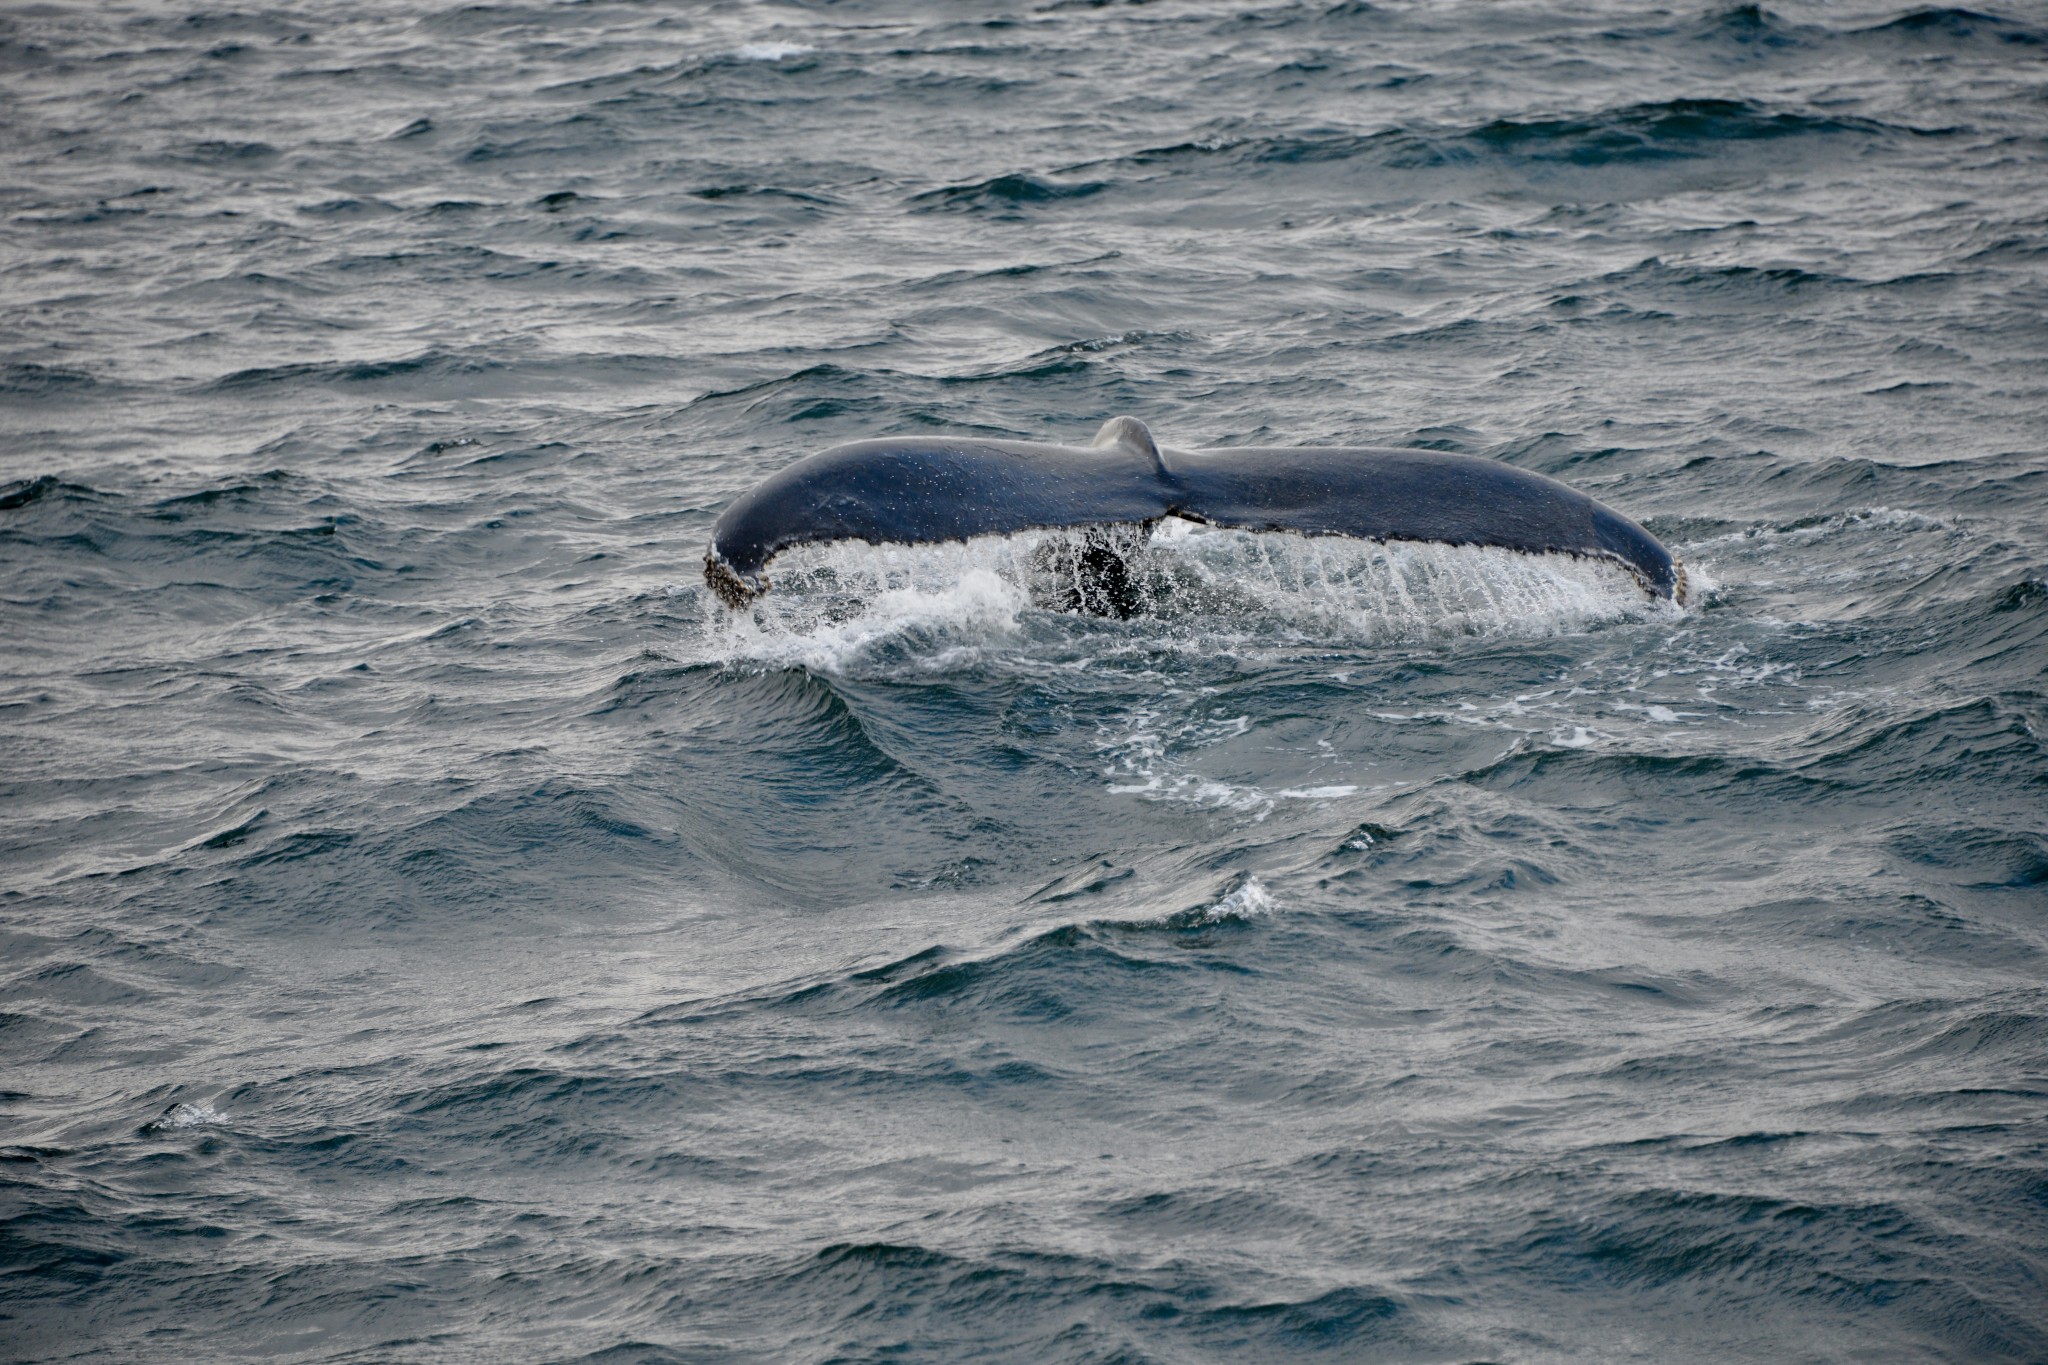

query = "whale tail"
[704,418,1685,612]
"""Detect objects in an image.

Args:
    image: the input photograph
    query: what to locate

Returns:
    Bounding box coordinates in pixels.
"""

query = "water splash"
[698,541,1040,674]
[732,42,816,62]
[1195,874,1277,923]
[1142,519,1671,639]
[149,1102,225,1131]
[692,522,1674,672]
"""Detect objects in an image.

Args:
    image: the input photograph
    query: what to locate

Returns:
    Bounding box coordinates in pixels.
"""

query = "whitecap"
[1197,875,1276,923]
[150,1101,225,1130]
[732,41,814,62]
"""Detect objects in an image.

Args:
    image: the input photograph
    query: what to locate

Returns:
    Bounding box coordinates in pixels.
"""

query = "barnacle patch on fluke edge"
[704,417,1686,614]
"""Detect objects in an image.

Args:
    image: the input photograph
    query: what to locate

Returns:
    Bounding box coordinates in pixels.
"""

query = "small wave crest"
[731,42,815,62]
[1190,874,1277,924]
[149,1101,225,1131]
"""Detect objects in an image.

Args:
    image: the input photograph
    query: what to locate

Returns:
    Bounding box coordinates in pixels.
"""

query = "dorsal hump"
[1090,415,1165,474]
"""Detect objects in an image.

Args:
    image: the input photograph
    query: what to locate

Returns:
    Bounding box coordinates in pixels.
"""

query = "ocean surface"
[3,1,2046,1360]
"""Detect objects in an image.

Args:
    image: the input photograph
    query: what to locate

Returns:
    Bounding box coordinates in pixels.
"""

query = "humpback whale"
[704,417,1685,614]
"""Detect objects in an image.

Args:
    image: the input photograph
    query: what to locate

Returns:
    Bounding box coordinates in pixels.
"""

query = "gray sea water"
[3,1,2046,1361]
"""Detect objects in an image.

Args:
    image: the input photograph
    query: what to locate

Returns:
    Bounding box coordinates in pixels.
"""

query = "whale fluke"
[704,418,1685,611]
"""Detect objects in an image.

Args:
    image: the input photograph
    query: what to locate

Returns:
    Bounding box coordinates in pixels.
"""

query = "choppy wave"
[2,0,2044,1360]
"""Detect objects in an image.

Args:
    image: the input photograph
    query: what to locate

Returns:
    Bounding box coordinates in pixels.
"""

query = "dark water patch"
[296,195,403,218]
[387,779,676,873]
[894,255,1110,296]
[653,666,941,799]
[460,113,634,168]
[442,439,576,473]
[1044,328,1189,356]
[1796,697,2047,795]
[1798,992,2048,1076]
[1959,233,2048,267]
[394,1063,723,1142]
[1184,1286,1410,1354]
[414,4,594,37]
[1990,578,2047,613]
[1465,98,1913,162]
[555,1344,748,1365]
[174,139,279,165]
[1892,1007,2048,1068]
[1710,893,2042,966]
[1705,451,1993,510]
[176,777,686,932]
[910,172,1112,217]
[732,1239,1424,1360]
[1589,256,1872,308]
[1853,6,2047,46]
[156,9,308,40]
[1689,3,1806,51]
[208,350,506,392]
[0,475,84,510]
[1166,99,1931,185]
[1096,1184,1310,1239]
[1514,1181,2045,1360]
[683,364,886,428]
[688,184,837,207]
[940,353,1095,386]
[14,199,159,227]
[1640,513,1742,541]
[1866,379,1958,395]
[147,471,295,514]
[1032,858,1138,905]
[597,664,1034,904]
[0,960,154,1010]
[0,362,99,397]
[1462,745,1814,813]
[1889,825,2048,891]
[786,924,1197,1026]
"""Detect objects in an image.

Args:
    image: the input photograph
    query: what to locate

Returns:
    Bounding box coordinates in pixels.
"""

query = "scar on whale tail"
[704,416,1687,614]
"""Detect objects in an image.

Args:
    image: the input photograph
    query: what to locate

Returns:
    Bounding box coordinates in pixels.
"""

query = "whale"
[704,416,1686,614]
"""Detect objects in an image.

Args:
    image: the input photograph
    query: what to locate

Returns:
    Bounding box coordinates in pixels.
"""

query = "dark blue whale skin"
[705,417,1685,608]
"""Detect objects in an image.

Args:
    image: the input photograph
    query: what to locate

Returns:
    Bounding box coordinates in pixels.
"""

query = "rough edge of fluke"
[704,552,758,609]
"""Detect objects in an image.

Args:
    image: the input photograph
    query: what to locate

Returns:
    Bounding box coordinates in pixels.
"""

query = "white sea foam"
[701,542,1039,674]
[1198,875,1276,922]
[151,1102,224,1130]
[1706,506,1952,546]
[692,522,1674,673]
[1093,702,1365,821]
[1147,520,1669,639]
[732,41,814,62]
